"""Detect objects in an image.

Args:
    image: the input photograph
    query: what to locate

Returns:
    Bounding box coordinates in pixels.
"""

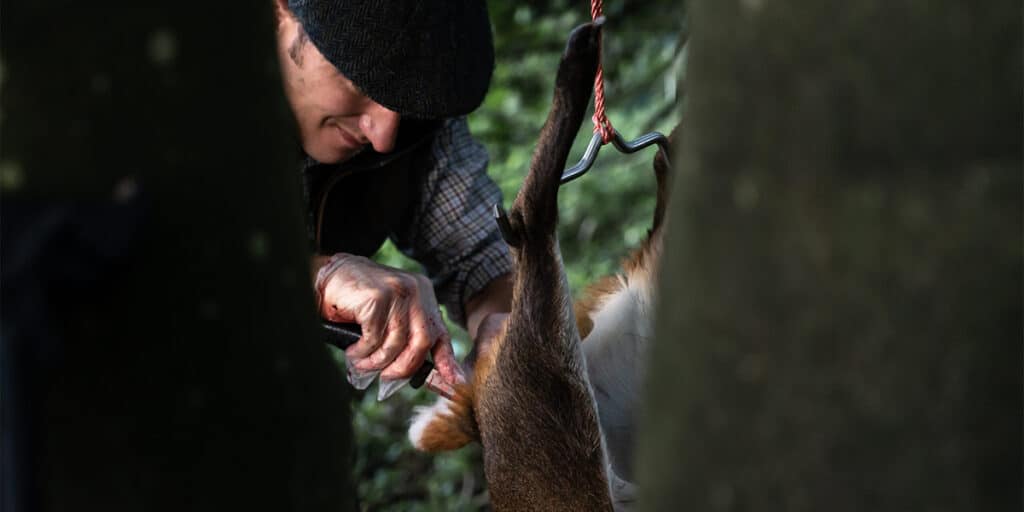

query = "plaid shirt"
[305,117,511,326]
[390,118,511,326]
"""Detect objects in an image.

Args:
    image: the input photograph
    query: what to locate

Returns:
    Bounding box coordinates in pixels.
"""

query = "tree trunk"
[2,3,355,511]
[639,1,1021,510]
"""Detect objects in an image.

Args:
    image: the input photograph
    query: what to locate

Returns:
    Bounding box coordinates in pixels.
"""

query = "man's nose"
[360,103,401,154]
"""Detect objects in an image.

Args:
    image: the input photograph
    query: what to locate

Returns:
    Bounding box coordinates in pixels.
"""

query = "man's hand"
[314,253,463,384]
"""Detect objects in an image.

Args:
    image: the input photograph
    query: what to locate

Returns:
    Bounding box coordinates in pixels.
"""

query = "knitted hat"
[288,0,495,119]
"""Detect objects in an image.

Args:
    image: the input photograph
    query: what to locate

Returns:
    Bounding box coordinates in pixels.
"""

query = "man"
[273,0,512,390]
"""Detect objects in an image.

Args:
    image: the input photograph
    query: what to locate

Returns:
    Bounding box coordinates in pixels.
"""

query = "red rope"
[590,0,614,144]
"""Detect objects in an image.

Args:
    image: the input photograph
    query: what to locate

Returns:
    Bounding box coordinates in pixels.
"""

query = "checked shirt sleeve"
[391,118,512,327]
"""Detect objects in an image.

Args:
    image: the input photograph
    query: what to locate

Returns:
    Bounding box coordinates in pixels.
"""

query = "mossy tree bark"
[3,3,355,511]
[638,1,1021,510]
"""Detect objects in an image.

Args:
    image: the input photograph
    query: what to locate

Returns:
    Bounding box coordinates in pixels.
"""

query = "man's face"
[276,9,401,164]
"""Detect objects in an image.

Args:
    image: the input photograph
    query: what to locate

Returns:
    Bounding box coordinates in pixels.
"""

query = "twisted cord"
[590,0,614,144]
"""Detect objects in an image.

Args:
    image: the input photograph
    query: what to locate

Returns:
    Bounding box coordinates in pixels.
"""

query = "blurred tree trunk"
[2,3,355,511]
[639,1,1020,511]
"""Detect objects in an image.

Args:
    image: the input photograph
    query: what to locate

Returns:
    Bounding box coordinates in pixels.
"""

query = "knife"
[321,321,455,400]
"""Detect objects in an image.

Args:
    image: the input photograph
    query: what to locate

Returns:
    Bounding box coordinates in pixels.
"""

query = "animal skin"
[408,20,677,511]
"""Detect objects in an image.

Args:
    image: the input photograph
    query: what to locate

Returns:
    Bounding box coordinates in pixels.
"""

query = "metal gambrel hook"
[560,129,671,185]
[494,128,672,248]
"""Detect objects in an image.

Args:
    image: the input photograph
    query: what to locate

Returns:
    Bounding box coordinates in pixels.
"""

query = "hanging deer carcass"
[408,20,674,511]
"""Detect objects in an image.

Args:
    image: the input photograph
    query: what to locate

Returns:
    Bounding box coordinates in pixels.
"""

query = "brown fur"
[413,383,477,453]
[410,23,681,511]
[413,131,677,509]
[470,22,612,511]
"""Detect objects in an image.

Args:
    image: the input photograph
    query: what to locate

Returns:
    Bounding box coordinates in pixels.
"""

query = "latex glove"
[314,253,463,388]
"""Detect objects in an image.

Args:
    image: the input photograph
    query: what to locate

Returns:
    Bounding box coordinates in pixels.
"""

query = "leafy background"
[338,1,685,509]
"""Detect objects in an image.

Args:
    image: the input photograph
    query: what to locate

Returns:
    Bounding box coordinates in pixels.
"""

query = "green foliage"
[479,0,685,292]
[359,1,684,509]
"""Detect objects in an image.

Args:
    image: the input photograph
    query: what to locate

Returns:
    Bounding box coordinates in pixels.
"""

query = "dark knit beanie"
[287,0,494,119]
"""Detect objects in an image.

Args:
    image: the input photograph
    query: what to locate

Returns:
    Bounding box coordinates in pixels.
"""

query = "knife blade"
[321,321,454,400]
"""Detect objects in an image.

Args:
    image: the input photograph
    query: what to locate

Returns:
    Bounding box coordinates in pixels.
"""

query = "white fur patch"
[408,398,454,450]
[582,270,655,482]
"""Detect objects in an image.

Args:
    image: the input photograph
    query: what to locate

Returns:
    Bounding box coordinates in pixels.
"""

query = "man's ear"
[408,389,478,452]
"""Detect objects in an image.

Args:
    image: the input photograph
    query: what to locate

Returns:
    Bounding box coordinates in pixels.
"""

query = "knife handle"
[321,320,433,389]
[321,321,362,350]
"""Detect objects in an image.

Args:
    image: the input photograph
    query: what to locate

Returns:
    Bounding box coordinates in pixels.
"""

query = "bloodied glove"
[313,253,463,393]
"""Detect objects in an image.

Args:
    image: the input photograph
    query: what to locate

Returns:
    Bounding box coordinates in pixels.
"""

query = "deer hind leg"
[409,20,606,499]
[473,22,615,511]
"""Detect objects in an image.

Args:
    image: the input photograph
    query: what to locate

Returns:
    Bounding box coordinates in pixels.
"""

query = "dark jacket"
[301,120,441,257]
